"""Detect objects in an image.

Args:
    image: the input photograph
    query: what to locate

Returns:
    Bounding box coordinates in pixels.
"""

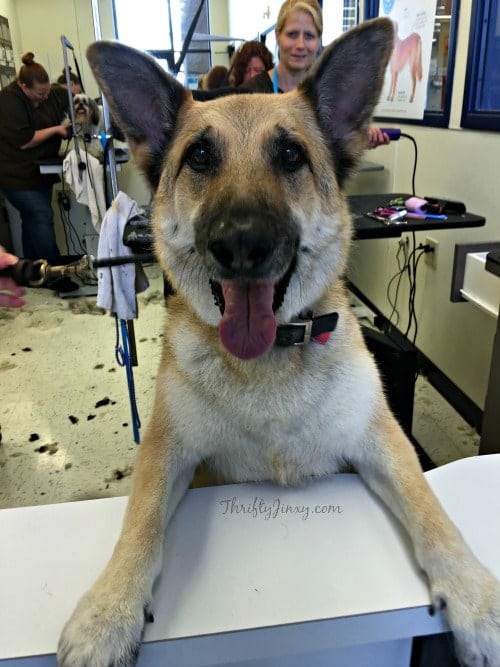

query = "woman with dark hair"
[0,53,77,291]
[55,68,82,95]
[229,41,274,87]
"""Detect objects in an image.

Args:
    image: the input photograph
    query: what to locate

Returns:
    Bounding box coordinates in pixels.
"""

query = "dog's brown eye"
[280,143,306,172]
[186,142,212,172]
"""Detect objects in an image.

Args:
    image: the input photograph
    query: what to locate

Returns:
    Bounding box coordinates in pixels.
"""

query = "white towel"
[96,191,149,320]
[62,149,107,232]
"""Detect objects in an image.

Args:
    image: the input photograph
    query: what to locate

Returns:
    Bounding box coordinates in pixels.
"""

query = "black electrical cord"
[386,238,409,326]
[384,131,420,341]
[57,198,72,253]
[386,232,428,347]
[82,141,96,191]
[71,55,85,94]
[404,245,427,344]
[399,132,418,196]
[102,137,112,208]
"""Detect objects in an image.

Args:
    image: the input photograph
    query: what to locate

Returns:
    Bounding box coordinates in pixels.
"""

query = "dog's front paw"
[435,570,500,667]
[57,585,150,667]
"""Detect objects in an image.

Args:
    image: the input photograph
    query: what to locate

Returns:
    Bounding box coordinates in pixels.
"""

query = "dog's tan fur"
[387,21,423,103]
[57,19,500,667]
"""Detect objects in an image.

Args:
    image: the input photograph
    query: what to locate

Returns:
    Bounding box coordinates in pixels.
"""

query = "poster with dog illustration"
[374,0,436,119]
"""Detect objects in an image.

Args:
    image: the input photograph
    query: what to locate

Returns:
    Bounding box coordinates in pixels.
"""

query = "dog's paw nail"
[429,597,447,616]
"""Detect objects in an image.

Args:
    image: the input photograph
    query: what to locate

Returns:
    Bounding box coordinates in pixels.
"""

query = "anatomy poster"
[374,0,436,119]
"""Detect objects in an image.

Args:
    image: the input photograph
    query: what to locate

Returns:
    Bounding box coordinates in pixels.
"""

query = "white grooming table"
[0,455,498,667]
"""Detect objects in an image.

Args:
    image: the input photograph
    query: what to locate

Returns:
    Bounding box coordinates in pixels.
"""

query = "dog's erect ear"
[86,41,189,189]
[298,18,394,186]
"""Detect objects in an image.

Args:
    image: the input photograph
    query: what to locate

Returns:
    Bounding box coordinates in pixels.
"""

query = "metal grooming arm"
[90,0,140,416]
[90,1,119,200]
[61,35,85,171]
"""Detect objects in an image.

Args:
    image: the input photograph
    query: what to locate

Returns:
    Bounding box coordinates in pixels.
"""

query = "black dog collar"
[275,312,339,347]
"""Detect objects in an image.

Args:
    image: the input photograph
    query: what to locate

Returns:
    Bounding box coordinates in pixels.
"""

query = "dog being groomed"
[57,19,500,667]
[73,93,103,140]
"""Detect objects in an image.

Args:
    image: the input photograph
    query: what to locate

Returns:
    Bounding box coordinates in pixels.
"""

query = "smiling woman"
[242,0,323,94]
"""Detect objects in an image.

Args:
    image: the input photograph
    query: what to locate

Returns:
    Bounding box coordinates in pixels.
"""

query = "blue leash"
[115,315,141,443]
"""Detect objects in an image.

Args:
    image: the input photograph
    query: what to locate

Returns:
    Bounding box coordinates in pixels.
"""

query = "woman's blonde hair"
[275,0,323,37]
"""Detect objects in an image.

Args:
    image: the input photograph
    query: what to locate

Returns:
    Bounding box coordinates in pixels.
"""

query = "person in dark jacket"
[0,52,77,290]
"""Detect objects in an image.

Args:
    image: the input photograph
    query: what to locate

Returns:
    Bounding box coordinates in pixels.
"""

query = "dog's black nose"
[198,205,298,281]
[209,228,273,275]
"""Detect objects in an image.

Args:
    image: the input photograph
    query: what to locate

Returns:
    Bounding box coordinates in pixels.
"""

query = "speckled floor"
[0,264,164,509]
[412,377,479,466]
[0,266,479,509]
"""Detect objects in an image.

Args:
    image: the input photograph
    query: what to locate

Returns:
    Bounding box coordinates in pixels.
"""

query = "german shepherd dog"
[387,21,423,103]
[58,19,500,666]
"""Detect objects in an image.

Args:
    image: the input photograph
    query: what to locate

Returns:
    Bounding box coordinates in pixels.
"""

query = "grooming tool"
[0,254,156,287]
[380,127,401,140]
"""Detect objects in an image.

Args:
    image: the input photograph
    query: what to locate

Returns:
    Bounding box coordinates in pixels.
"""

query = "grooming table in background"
[348,193,485,240]
[36,147,129,175]
[0,455,498,666]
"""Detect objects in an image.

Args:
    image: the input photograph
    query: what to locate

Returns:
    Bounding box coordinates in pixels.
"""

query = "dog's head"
[87,19,393,360]
[73,93,100,129]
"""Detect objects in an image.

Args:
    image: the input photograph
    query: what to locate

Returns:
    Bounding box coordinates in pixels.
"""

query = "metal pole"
[90,0,119,200]
[61,35,85,170]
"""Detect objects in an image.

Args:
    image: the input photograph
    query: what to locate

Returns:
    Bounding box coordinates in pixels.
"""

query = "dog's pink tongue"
[219,281,277,360]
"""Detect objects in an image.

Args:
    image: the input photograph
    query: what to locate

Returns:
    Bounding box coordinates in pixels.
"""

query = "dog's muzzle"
[75,104,88,115]
[203,209,296,280]
[196,207,299,361]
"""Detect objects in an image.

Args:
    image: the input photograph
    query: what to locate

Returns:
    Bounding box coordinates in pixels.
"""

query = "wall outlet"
[397,236,409,262]
[425,236,438,267]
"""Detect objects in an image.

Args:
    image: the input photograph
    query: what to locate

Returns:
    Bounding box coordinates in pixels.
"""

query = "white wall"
[13,0,114,98]
[208,0,230,67]
[227,0,282,41]
[7,0,499,409]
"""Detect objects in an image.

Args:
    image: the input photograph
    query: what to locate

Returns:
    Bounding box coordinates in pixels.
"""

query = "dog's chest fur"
[160,298,380,486]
